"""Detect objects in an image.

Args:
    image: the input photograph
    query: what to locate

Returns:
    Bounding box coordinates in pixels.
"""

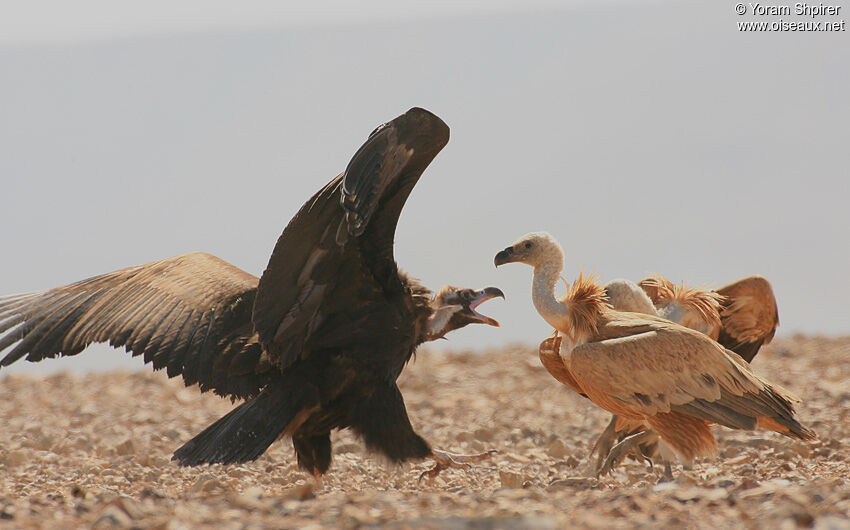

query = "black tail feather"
[172,385,295,466]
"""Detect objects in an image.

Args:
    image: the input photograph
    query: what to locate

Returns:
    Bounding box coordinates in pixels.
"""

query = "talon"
[596,430,655,478]
[418,449,496,483]
[589,416,620,473]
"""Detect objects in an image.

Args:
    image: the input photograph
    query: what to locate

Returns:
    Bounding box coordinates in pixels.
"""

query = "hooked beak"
[494,246,516,267]
[466,286,504,327]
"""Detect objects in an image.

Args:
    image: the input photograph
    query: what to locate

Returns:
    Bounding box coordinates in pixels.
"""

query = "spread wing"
[715,275,779,363]
[251,107,450,371]
[0,253,273,399]
[570,317,812,438]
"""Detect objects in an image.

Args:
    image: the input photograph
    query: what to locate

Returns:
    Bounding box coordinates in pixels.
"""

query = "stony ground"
[0,335,848,529]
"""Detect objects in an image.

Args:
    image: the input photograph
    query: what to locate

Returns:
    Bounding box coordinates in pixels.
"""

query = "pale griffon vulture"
[495,232,813,479]
[587,274,780,473]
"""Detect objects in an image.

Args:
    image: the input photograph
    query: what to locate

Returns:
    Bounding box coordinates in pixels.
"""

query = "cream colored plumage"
[588,273,781,471]
[495,232,814,476]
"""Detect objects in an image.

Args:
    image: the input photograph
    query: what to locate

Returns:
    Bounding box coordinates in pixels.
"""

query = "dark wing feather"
[337,124,414,242]
[0,252,273,399]
[252,107,450,371]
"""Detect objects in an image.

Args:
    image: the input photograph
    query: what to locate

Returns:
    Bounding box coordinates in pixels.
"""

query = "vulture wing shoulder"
[570,317,765,417]
[715,275,779,362]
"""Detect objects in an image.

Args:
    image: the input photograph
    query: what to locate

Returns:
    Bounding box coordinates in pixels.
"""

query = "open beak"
[465,286,504,327]
[494,246,516,267]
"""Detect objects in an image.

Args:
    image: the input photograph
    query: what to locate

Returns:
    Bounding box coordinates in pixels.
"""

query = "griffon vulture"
[494,232,813,479]
[588,274,780,473]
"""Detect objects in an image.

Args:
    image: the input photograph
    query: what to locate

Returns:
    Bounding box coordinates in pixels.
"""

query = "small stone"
[474,428,495,442]
[115,496,145,520]
[813,447,832,458]
[228,491,266,511]
[92,506,131,528]
[2,450,29,468]
[674,472,698,486]
[190,474,222,494]
[500,470,523,489]
[114,439,135,456]
[791,511,815,528]
[140,487,166,499]
[546,439,569,459]
[737,477,760,491]
[281,483,315,501]
[70,485,87,499]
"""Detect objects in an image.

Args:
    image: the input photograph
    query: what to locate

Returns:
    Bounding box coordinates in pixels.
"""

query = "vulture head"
[493,231,564,269]
[424,286,504,341]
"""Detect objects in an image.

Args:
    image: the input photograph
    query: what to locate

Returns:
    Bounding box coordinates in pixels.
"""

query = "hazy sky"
[1,1,848,375]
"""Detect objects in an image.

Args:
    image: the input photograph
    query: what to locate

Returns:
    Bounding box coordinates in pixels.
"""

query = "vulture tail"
[757,415,817,441]
[172,384,298,466]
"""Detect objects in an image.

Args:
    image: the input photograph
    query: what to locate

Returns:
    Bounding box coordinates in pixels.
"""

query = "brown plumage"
[714,275,780,363]
[0,108,505,480]
[637,275,724,337]
[635,273,779,363]
[0,253,268,398]
[587,273,782,471]
[570,308,814,462]
[496,232,814,474]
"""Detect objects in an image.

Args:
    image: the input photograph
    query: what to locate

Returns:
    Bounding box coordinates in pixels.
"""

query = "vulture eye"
[524,242,533,249]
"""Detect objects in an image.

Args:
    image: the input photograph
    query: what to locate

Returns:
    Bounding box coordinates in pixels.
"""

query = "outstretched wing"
[715,275,779,363]
[570,317,812,439]
[252,107,450,370]
[0,253,273,399]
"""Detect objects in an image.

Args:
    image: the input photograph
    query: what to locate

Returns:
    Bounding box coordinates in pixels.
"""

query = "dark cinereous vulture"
[0,107,503,479]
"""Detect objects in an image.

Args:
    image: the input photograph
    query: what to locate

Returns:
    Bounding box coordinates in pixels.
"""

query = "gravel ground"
[0,335,848,529]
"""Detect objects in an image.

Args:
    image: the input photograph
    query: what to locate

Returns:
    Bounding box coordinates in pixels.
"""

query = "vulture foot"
[597,431,655,477]
[589,415,620,473]
[656,461,675,483]
[418,449,496,483]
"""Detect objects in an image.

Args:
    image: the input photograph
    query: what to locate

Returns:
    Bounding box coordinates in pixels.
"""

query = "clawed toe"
[418,449,497,483]
[595,430,655,478]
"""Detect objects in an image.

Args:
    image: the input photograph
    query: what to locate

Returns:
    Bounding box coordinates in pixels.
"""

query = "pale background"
[1,1,847,375]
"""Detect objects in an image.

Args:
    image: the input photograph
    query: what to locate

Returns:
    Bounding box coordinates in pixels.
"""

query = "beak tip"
[482,287,505,300]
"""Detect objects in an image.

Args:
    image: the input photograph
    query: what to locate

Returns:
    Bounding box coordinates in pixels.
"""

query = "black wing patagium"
[0,107,500,478]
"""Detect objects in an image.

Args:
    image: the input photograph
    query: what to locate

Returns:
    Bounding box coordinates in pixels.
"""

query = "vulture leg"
[348,381,432,462]
[597,430,657,478]
[292,432,332,488]
[418,449,497,482]
[589,415,620,472]
[657,461,675,483]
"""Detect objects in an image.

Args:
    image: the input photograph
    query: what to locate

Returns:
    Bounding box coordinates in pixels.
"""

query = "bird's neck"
[422,305,460,342]
[532,261,573,335]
